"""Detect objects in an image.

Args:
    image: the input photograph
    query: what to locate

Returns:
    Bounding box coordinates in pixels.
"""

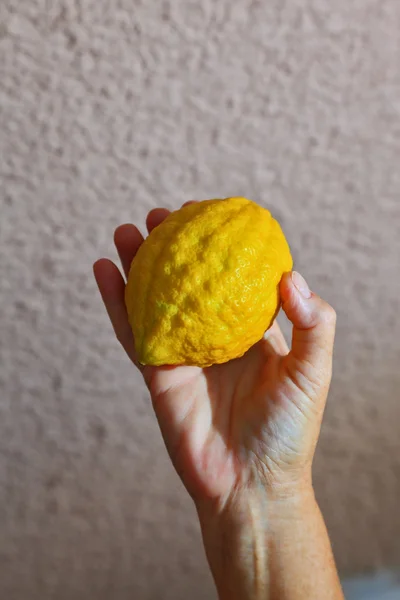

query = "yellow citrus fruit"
[125,197,293,367]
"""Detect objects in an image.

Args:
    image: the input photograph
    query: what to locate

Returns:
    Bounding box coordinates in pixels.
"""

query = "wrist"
[197,481,317,600]
[197,472,315,529]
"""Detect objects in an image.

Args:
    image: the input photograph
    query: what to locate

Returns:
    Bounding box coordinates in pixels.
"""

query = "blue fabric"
[342,571,400,599]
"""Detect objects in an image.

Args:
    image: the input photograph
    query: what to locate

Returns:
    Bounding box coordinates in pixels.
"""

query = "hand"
[93,203,337,511]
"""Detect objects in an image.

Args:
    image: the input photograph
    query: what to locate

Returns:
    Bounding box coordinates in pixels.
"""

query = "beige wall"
[1,1,400,598]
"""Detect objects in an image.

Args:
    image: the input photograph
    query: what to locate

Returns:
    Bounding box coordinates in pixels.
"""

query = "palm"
[146,333,310,503]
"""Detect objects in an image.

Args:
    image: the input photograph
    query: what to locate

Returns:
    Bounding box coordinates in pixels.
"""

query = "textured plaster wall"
[1,1,400,598]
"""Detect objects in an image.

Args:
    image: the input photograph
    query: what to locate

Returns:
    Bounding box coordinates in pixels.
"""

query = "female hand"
[94,203,342,600]
[94,203,336,507]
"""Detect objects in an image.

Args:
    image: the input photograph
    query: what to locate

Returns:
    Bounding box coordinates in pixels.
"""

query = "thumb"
[280,271,337,399]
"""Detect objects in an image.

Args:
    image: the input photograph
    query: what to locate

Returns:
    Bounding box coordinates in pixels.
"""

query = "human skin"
[93,202,344,600]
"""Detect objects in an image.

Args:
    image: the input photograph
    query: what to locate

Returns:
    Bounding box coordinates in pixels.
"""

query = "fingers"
[146,208,170,233]
[114,224,144,279]
[263,320,289,356]
[280,271,337,399]
[114,208,172,278]
[146,202,197,234]
[93,258,138,365]
[98,202,196,367]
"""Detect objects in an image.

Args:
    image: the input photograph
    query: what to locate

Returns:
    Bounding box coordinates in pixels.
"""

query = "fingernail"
[292,271,312,299]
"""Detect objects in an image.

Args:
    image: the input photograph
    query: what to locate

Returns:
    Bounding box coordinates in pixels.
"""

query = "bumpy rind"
[125,197,293,367]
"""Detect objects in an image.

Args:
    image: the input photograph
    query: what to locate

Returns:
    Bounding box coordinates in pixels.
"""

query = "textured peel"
[125,197,293,367]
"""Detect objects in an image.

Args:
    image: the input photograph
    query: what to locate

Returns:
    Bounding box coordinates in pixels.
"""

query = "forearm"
[198,485,344,600]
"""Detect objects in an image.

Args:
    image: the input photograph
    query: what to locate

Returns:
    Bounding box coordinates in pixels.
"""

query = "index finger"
[93,258,139,366]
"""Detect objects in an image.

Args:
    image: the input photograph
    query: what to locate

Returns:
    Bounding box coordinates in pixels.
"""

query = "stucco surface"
[1,1,400,598]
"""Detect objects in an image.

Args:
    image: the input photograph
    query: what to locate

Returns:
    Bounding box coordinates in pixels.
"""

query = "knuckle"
[322,303,337,325]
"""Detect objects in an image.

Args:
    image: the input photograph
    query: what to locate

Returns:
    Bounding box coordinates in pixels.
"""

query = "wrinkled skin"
[93,202,336,509]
